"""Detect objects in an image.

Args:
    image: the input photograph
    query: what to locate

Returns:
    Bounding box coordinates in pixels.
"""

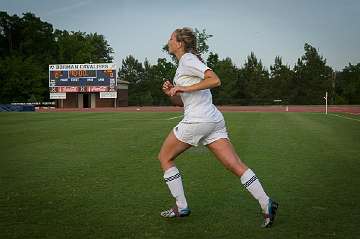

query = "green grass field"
[1,112,359,239]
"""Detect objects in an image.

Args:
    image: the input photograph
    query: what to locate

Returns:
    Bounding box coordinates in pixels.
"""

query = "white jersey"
[173,53,224,123]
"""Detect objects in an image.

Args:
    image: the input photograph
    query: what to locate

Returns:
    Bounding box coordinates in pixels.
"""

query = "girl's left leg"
[206,138,278,227]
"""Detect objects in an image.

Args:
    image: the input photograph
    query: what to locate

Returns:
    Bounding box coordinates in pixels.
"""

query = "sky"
[2,0,360,70]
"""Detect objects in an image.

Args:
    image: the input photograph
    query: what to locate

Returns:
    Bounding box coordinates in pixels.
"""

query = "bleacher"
[0,104,35,112]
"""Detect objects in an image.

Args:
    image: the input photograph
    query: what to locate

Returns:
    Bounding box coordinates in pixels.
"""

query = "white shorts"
[173,120,229,146]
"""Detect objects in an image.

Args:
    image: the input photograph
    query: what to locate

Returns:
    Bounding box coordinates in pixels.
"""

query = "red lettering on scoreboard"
[57,86,80,92]
[87,86,109,92]
[50,86,110,92]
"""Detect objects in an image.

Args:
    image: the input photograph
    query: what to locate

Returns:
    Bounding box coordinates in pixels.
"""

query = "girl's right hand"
[162,80,174,96]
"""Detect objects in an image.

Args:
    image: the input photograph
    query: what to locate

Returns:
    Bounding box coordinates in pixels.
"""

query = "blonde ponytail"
[174,27,204,63]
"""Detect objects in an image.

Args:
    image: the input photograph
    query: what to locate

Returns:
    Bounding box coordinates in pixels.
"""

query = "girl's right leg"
[158,130,191,171]
[158,130,192,218]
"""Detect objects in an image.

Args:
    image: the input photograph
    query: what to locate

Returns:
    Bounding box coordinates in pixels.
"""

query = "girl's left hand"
[169,86,189,96]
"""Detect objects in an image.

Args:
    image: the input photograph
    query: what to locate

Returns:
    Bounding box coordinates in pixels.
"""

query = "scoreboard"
[49,63,117,98]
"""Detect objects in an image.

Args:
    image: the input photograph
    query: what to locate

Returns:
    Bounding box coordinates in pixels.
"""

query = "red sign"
[87,86,109,92]
[49,86,110,93]
[57,86,80,92]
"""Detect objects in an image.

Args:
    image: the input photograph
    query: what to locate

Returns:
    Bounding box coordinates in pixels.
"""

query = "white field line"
[165,115,183,120]
[58,115,183,121]
[330,113,360,122]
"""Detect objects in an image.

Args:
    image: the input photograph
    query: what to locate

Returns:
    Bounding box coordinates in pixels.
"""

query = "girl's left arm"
[169,70,221,96]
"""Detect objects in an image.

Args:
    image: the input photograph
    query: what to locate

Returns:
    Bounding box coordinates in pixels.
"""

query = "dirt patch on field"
[36,105,360,114]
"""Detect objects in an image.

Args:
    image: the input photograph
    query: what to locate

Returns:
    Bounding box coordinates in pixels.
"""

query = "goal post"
[323,91,328,115]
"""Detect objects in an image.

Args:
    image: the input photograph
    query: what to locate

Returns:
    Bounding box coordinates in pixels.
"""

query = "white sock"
[164,166,188,210]
[240,168,270,212]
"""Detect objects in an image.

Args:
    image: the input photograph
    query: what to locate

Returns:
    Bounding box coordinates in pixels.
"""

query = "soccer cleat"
[261,199,279,228]
[160,206,191,218]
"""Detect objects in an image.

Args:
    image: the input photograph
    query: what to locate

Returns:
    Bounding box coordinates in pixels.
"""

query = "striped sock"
[164,166,188,210]
[240,168,269,212]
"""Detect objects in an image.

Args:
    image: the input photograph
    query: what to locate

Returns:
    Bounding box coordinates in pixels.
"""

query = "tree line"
[120,33,360,106]
[1,12,359,105]
[0,11,113,103]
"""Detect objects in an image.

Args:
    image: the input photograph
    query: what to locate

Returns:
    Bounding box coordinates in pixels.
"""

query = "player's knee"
[158,153,173,171]
[157,152,162,161]
[232,164,248,177]
[225,163,235,172]
[157,152,171,163]
[224,162,245,177]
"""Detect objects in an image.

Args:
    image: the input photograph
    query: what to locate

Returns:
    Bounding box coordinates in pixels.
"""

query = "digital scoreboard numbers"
[49,64,117,94]
[69,70,97,78]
